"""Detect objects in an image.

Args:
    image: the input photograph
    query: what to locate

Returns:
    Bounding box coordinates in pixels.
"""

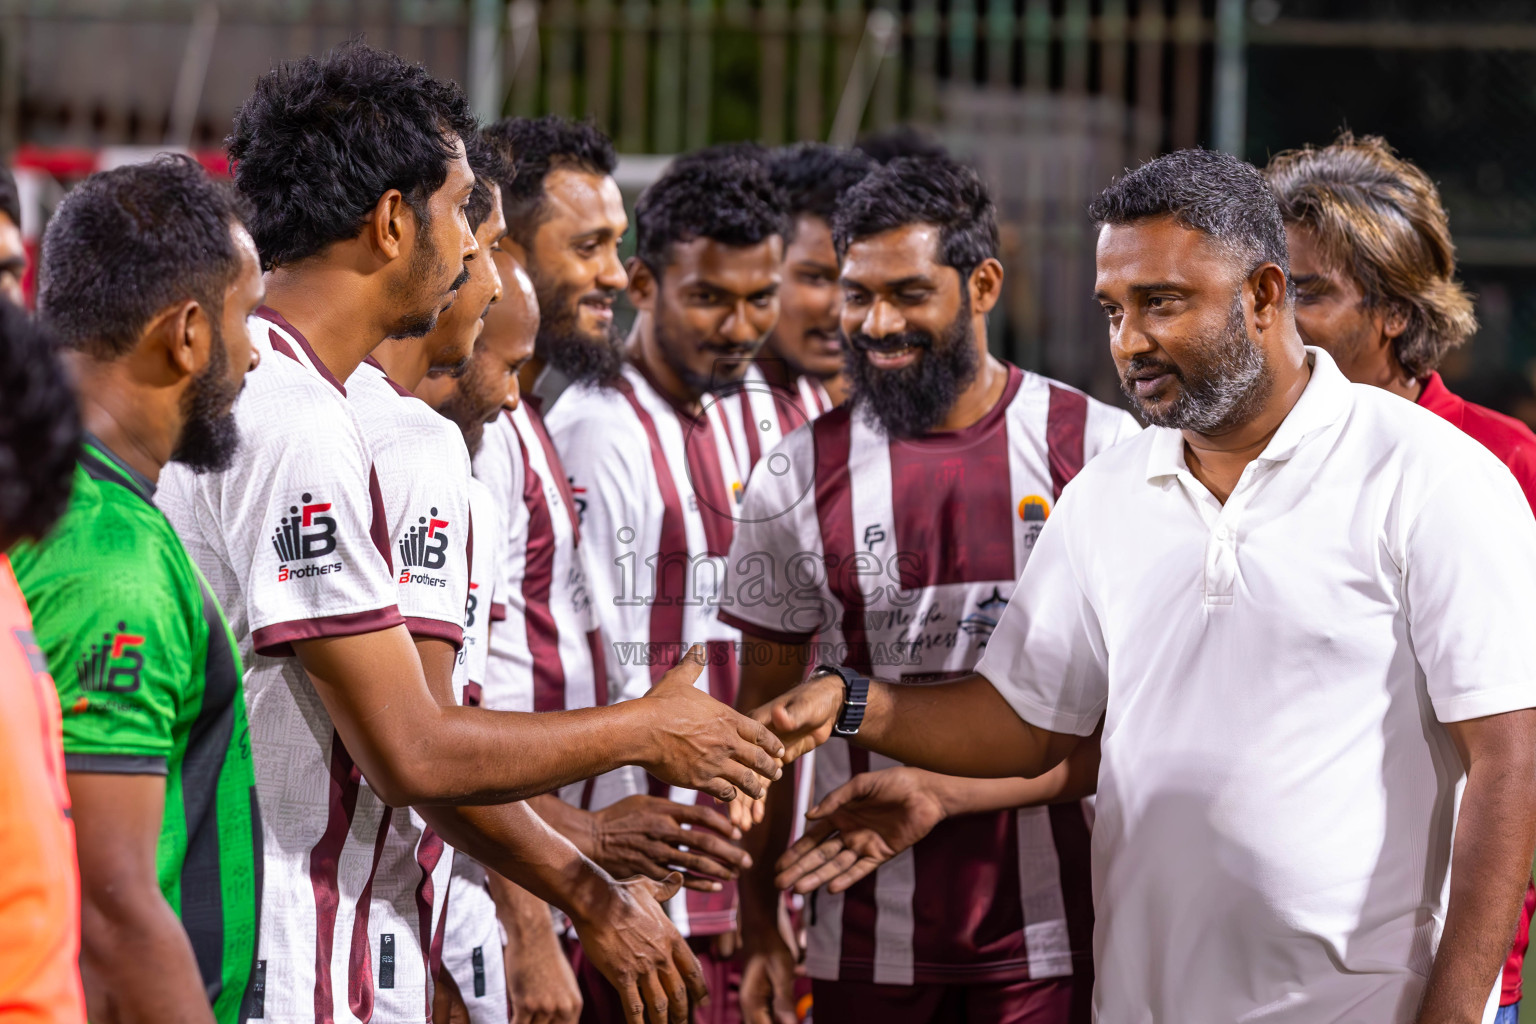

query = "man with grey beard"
[751,149,1536,1024]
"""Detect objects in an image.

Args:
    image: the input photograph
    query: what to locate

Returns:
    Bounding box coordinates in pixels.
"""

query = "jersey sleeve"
[718,428,829,645]
[376,424,472,649]
[973,484,1108,737]
[230,400,402,656]
[20,531,197,772]
[1406,459,1536,723]
[550,399,657,705]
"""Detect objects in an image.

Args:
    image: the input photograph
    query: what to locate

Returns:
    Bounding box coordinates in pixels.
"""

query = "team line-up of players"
[5,33,1536,1024]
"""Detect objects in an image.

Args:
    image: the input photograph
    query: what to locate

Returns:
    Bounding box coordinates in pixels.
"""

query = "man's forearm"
[1417,755,1536,1023]
[416,801,614,926]
[925,729,1102,814]
[374,700,657,807]
[80,893,216,1024]
[853,675,1074,779]
[529,792,598,857]
[740,765,797,941]
[490,868,564,960]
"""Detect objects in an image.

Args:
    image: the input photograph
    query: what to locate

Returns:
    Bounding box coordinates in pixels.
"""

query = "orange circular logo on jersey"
[1018,495,1051,523]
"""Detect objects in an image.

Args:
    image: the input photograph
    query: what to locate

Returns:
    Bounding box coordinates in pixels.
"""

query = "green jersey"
[11,437,260,1023]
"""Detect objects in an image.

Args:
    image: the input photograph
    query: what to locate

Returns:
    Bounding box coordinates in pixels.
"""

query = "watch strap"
[816,664,870,737]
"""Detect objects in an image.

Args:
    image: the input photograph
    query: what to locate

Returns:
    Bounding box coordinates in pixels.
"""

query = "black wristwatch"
[815,664,870,737]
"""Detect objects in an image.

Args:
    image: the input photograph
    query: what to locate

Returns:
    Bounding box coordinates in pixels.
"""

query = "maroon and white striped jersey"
[157,308,417,1023]
[347,355,475,1023]
[721,362,835,476]
[545,363,746,938]
[720,364,1140,985]
[472,400,639,812]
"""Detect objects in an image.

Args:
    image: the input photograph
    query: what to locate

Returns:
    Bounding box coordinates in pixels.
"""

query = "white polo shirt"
[975,347,1536,1023]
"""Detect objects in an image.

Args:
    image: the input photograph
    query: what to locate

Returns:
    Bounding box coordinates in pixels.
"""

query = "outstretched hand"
[774,766,949,895]
[640,645,785,803]
[750,671,846,764]
[570,872,706,1024]
[592,794,750,892]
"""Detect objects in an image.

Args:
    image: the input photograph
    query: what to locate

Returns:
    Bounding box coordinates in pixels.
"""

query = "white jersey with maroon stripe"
[436,476,512,1024]
[545,362,745,937]
[721,362,835,477]
[156,308,416,1024]
[473,401,640,812]
[347,355,475,1022]
[721,364,1140,986]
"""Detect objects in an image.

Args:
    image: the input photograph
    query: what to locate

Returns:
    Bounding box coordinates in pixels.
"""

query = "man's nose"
[863,299,905,338]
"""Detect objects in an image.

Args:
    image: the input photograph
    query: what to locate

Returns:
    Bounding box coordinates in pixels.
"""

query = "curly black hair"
[0,166,19,227]
[465,132,515,233]
[1089,148,1289,282]
[634,156,786,277]
[482,116,617,250]
[832,154,998,274]
[228,41,477,270]
[39,155,250,361]
[768,142,873,242]
[0,300,79,550]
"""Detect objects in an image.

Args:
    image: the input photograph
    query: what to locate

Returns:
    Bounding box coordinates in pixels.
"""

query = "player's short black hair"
[1089,148,1290,282]
[229,41,476,269]
[38,155,250,360]
[483,116,616,249]
[0,299,79,549]
[465,132,515,233]
[833,154,998,275]
[768,143,873,242]
[0,166,19,227]
[856,126,948,165]
[634,156,786,276]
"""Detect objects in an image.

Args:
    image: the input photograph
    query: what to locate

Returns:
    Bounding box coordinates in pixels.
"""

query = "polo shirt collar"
[1144,346,1353,482]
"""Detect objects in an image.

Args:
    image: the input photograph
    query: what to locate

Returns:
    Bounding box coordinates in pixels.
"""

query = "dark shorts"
[809,975,1088,1024]
[570,936,742,1024]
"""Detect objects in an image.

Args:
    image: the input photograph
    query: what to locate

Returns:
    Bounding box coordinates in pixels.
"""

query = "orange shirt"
[0,553,84,1023]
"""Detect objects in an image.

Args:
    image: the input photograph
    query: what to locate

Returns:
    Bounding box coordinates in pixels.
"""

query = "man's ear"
[968,257,1005,316]
[368,189,411,262]
[1378,301,1410,342]
[145,299,210,382]
[1250,263,1288,331]
[626,257,657,312]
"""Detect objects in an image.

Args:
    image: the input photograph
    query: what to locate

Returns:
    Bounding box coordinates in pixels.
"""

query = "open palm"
[773,767,948,895]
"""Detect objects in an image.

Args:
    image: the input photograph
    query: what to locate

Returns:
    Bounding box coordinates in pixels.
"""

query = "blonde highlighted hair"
[1265,132,1477,377]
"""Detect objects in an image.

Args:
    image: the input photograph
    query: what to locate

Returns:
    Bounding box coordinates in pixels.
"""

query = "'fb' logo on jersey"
[863,524,887,551]
[399,507,451,571]
[75,621,145,693]
[274,493,338,562]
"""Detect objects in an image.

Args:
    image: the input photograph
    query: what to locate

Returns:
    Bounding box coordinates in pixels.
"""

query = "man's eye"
[844,292,869,306]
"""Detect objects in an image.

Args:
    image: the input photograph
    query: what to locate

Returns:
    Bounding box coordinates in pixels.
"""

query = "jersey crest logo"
[75,621,145,694]
[273,493,338,562]
[400,507,451,570]
[1018,495,1050,522]
[958,587,1011,645]
[863,524,887,551]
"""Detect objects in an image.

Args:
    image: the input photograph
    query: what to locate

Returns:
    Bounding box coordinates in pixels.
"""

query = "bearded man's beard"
[171,322,243,474]
[1119,290,1273,434]
[846,291,980,438]
[533,276,622,386]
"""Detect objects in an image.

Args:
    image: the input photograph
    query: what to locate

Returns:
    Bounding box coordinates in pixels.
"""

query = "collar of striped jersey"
[1144,346,1352,482]
[79,432,156,503]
